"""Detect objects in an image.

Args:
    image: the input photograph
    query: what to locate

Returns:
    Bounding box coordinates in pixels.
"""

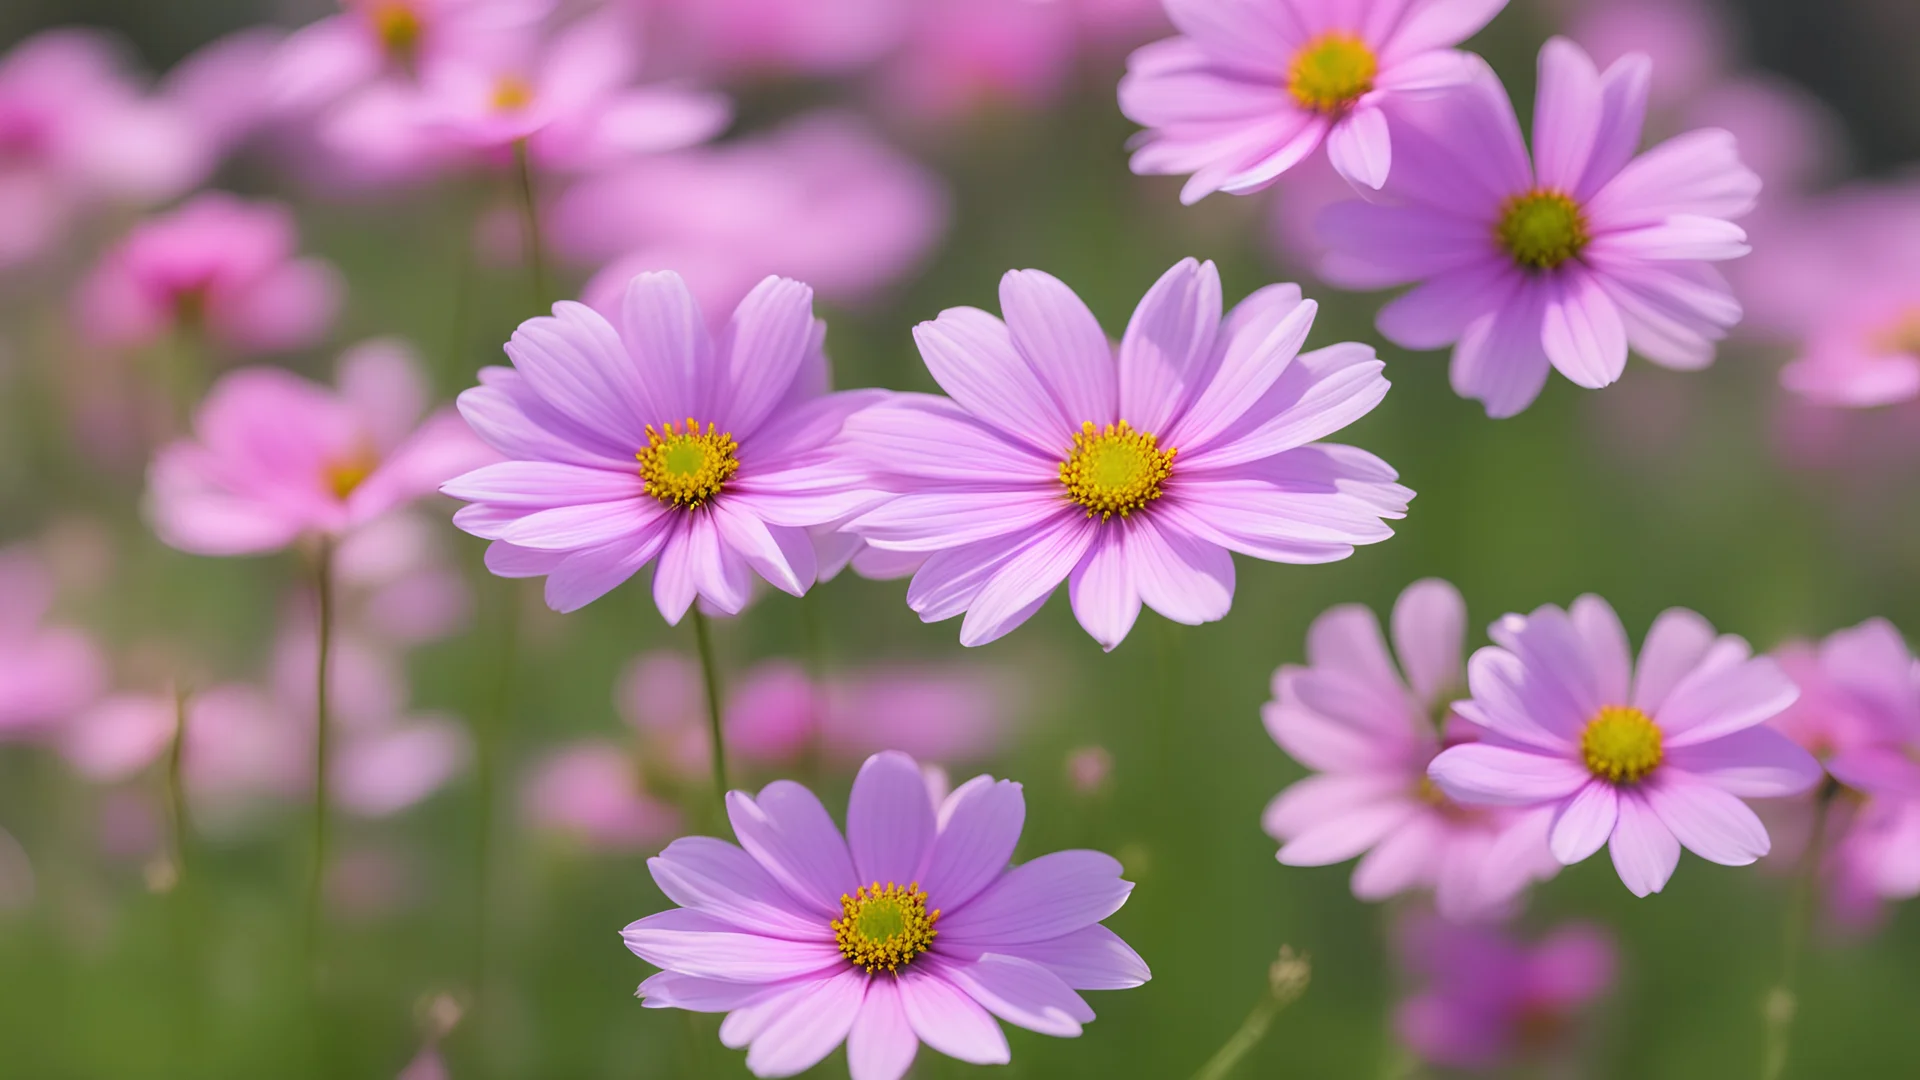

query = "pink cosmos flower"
[1264,580,1559,920]
[333,512,473,646]
[0,29,207,268]
[1427,596,1822,896]
[163,28,286,164]
[1782,619,1920,804]
[625,750,1149,1079]
[871,0,1079,122]
[521,742,684,852]
[633,0,911,80]
[1118,0,1506,199]
[147,339,492,556]
[442,271,884,618]
[845,257,1409,650]
[1316,39,1760,417]
[0,546,105,740]
[1394,913,1616,1070]
[74,193,344,356]
[559,113,949,320]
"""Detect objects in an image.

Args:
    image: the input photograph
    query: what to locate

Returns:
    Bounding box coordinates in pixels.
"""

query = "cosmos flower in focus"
[624,751,1149,1079]
[1316,39,1759,417]
[74,193,344,357]
[1119,0,1506,199]
[1428,596,1821,896]
[1264,580,1559,920]
[443,271,883,617]
[1395,913,1616,1070]
[846,257,1408,650]
[146,339,493,555]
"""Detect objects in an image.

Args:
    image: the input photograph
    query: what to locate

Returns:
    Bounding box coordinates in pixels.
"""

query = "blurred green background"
[3,0,1920,1077]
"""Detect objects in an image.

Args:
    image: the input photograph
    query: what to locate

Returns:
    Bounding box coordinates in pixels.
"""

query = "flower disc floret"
[637,418,739,510]
[1060,420,1175,520]
[1495,190,1590,272]
[368,2,423,64]
[832,881,939,974]
[1287,33,1378,114]
[1579,705,1663,784]
[491,75,534,113]
[324,451,377,500]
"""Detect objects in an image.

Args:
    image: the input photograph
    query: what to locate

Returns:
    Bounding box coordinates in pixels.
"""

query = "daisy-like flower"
[146,340,491,556]
[441,271,884,617]
[1118,0,1506,200]
[845,257,1409,650]
[1316,38,1761,417]
[1427,596,1822,897]
[1265,580,1559,920]
[624,751,1149,1079]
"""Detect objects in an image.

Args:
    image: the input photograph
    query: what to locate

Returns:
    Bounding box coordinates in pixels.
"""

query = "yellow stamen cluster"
[1060,420,1175,520]
[368,2,423,63]
[1287,32,1378,113]
[1496,190,1590,271]
[1579,705,1664,784]
[637,418,740,510]
[491,74,535,113]
[324,451,378,501]
[832,882,939,974]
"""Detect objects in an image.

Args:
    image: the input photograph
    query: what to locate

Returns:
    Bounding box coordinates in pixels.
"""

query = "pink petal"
[853,490,1068,554]
[1068,534,1140,652]
[713,501,815,597]
[619,910,846,981]
[1275,795,1420,865]
[714,276,817,438]
[1327,104,1391,189]
[1176,342,1391,469]
[1586,128,1760,230]
[1316,201,1492,290]
[958,516,1096,648]
[1349,814,1443,900]
[983,925,1150,991]
[1575,52,1653,202]
[1541,273,1628,389]
[1657,654,1799,748]
[847,977,918,1080]
[935,954,1092,1038]
[1161,0,1304,75]
[847,751,938,889]
[616,272,707,424]
[506,301,653,451]
[456,368,630,470]
[743,967,865,1078]
[1262,773,1408,840]
[1392,578,1466,705]
[844,397,1057,485]
[1568,594,1632,705]
[1630,608,1719,714]
[647,837,830,941]
[912,308,1073,455]
[1588,217,1751,262]
[1549,780,1619,864]
[1532,38,1604,195]
[442,461,642,508]
[1427,743,1590,806]
[1664,728,1821,799]
[897,968,1010,1065]
[1166,294,1316,453]
[498,498,666,551]
[1306,600,1400,688]
[922,777,1024,913]
[1381,0,1510,61]
[906,539,1030,623]
[1116,258,1223,435]
[1608,790,1680,896]
[1643,772,1771,865]
[938,851,1131,945]
[1449,284,1551,418]
[999,269,1117,427]
[1126,515,1234,627]
[726,781,859,917]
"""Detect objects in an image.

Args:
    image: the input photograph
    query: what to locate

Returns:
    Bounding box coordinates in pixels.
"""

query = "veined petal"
[1000,269,1117,428]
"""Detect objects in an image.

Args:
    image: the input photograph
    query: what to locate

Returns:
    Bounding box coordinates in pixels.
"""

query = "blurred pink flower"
[633,0,911,79]
[1395,914,1616,1069]
[521,742,683,851]
[1429,597,1821,896]
[561,113,949,319]
[63,686,306,824]
[147,339,493,555]
[162,28,286,163]
[1066,746,1113,795]
[1784,620,1920,802]
[0,546,105,740]
[1120,0,1505,199]
[872,0,1078,122]
[443,271,884,617]
[1265,580,1558,920]
[1567,0,1732,109]
[74,193,344,356]
[334,512,474,645]
[0,29,207,268]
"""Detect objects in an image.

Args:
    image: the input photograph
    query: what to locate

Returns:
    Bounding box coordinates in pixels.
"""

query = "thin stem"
[471,580,519,1008]
[690,606,729,819]
[164,683,193,885]
[1762,779,1838,1080]
[511,139,549,310]
[1191,948,1312,1080]
[304,538,337,980]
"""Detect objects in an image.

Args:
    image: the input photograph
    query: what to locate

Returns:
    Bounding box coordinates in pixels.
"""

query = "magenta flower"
[521,742,684,852]
[1394,913,1616,1070]
[0,29,208,268]
[1780,619,1920,801]
[270,0,552,114]
[624,751,1149,1079]
[147,340,491,556]
[1778,270,1920,407]
[560,112,949,320]
[1428,596,1822,896]
[74,193,343,356]
[845,257,1408,650]
[1118,0,1505,199]
[1316,39,1760,417]
[0,547,105,740]
[1265,580,1559,920]
[442,271,883,617]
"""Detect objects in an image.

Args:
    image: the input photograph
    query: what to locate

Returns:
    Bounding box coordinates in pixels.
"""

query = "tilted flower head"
[1317,38,1761,417]
[623,751,1149,1080]
[1264,580,1559,920]
[1428,597,1822,896]
[846,258,1410,650]
[74,192,343,356]
[1118,0,1506,200]
[146,340,493,555]
[442,271,884,617]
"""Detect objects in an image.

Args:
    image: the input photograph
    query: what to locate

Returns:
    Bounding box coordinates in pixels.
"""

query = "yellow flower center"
[368,2,423,64]
[1496,190,1590,271]
[1871,308,1920,358]
[1579,705,1663,784]
[1060,420,1175,520]
[323,450,379,501]
[833,882,939,974]
[491,74,535,113]
[1287,32,1378,113]
[637,418,739,510]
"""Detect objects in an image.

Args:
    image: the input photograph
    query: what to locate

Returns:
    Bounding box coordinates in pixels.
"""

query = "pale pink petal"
[743,967,865,1078]
[897,967,1010,1065]
[1392,578,1466,705]
[726,781,859,916]
[1350,814,1442,900]
[912,308,1073,454]
[957,517,1096,648]
[619,910,845,981]
[617,272,707,424]
[1068,534,1140,652]
[1568,594,1632,705]
[1586,129,1761,229]
[986,925,1151,990]
[853,491,1068,554]
[1609,790,1680,896]
[648,837,830,940]
[1548,780,1619,864]
[922,776,1023,913]
[638,971,793,1013]
[1541,272,1629,389]
[844,397,1057,486]
[1449,284,1551,419]
[1665,728,1821,799]
[714,276,817,438]
[1116,258,1223,435]
[1326,104,1391,190]
[847,750,938,888]
[1532,38,1604,195]
[1126,515,1234,627]
[507,301,653,450]
[1630,608,1719,714]
[1657,655,1798,748]
[847,977,918,1080]
[1165,295,1316,453]
[999,270,1117,427]
[935,954,1091,1038]
[1576,53,1653,201]
[938,850,1130,944]
[1174,341,1390,468]
[1427,744,1590,806]
[1380,0,1509,61]
[1374,260,1514,351]
[1643,772,1771,865]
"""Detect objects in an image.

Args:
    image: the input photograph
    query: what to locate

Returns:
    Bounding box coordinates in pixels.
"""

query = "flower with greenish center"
[832,881,939,974]
[637,418,739,510]
[491,74,534,113]
[1495,190,1590,271]
[1579,705,1663,784]
[1287,32,1378,114]
[1059,420,1175,520]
